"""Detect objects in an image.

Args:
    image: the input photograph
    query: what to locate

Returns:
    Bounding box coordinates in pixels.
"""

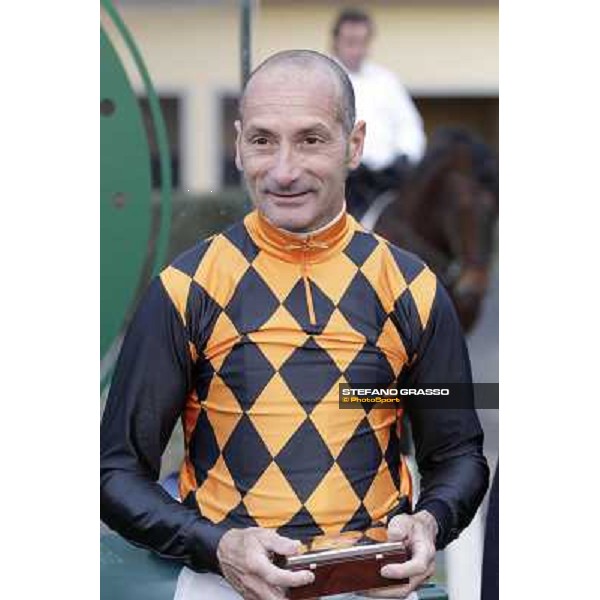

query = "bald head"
[239,49,356,136]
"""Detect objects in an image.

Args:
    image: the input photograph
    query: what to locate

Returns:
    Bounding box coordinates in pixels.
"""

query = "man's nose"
[270,144,300,188]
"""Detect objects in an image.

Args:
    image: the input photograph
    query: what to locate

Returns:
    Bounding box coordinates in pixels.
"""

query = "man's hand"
[363,511,438,599]
[216,527,315,600]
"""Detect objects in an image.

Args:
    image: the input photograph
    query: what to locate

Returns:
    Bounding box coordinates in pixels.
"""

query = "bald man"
[101,50,488,600]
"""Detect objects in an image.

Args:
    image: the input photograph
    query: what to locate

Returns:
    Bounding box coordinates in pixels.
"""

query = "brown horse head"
[374,126,498,332]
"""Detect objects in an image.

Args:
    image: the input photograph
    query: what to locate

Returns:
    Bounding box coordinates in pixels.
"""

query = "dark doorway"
[414,96,498,152]
[138,95,181,190]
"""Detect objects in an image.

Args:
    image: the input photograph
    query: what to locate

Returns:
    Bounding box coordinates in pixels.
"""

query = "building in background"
[105,0,498,195]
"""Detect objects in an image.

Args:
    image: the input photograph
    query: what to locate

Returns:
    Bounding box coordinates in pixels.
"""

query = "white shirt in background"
[346,61,426,170]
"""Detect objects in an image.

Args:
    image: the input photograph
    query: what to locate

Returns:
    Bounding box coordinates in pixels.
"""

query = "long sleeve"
[100,277,228,572]
[400,280,489,549]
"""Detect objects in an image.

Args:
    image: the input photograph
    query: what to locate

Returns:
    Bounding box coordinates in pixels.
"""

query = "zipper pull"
[301,248,317,326]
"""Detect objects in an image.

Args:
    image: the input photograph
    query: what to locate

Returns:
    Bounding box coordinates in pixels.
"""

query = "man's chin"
[268,214,315,233]
[261,204,317,233]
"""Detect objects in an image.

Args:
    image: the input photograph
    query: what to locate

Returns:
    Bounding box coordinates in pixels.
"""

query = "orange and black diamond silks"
[101,209,488,571]
[161,211,436,539]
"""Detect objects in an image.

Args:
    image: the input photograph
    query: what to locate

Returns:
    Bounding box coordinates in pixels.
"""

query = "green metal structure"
[100,0,171,386]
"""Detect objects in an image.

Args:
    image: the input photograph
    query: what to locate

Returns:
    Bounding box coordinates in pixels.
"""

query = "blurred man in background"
[331,8,426,221]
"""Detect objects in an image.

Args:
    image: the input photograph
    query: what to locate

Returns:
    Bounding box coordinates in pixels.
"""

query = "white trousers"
[174,566,418,600]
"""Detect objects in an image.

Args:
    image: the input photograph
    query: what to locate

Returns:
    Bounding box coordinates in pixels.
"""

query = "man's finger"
[252,551,315,589]
[259,530,303,556]
[380,557,436,596]
[380,553,432,581]
[387,514,412,542]
[383,518,435,580]
[365,567,435,600]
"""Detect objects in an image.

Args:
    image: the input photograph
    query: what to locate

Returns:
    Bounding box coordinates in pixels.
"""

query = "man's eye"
[304,136,322,145]
[251,137,269,145]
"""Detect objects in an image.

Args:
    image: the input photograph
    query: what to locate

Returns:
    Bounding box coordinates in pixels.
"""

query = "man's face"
[235,66,365,233]
[334,22,371,73]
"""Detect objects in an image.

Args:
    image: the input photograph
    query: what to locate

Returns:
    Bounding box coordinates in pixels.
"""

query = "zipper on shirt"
[301,248,317,326]
[284,238,329,327]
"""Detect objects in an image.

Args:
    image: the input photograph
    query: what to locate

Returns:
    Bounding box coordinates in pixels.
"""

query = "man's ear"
[234,120,243,171]
[346,120,366,170]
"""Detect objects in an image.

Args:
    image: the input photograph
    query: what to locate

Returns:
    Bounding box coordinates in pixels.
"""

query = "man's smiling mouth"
[267,191,312,199]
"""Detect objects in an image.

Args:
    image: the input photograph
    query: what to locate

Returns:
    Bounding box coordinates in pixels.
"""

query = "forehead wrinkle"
[240,64,345,128]
[243,98,339,122]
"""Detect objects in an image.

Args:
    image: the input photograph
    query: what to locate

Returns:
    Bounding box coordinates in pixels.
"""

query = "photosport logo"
[338,384,499,409]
